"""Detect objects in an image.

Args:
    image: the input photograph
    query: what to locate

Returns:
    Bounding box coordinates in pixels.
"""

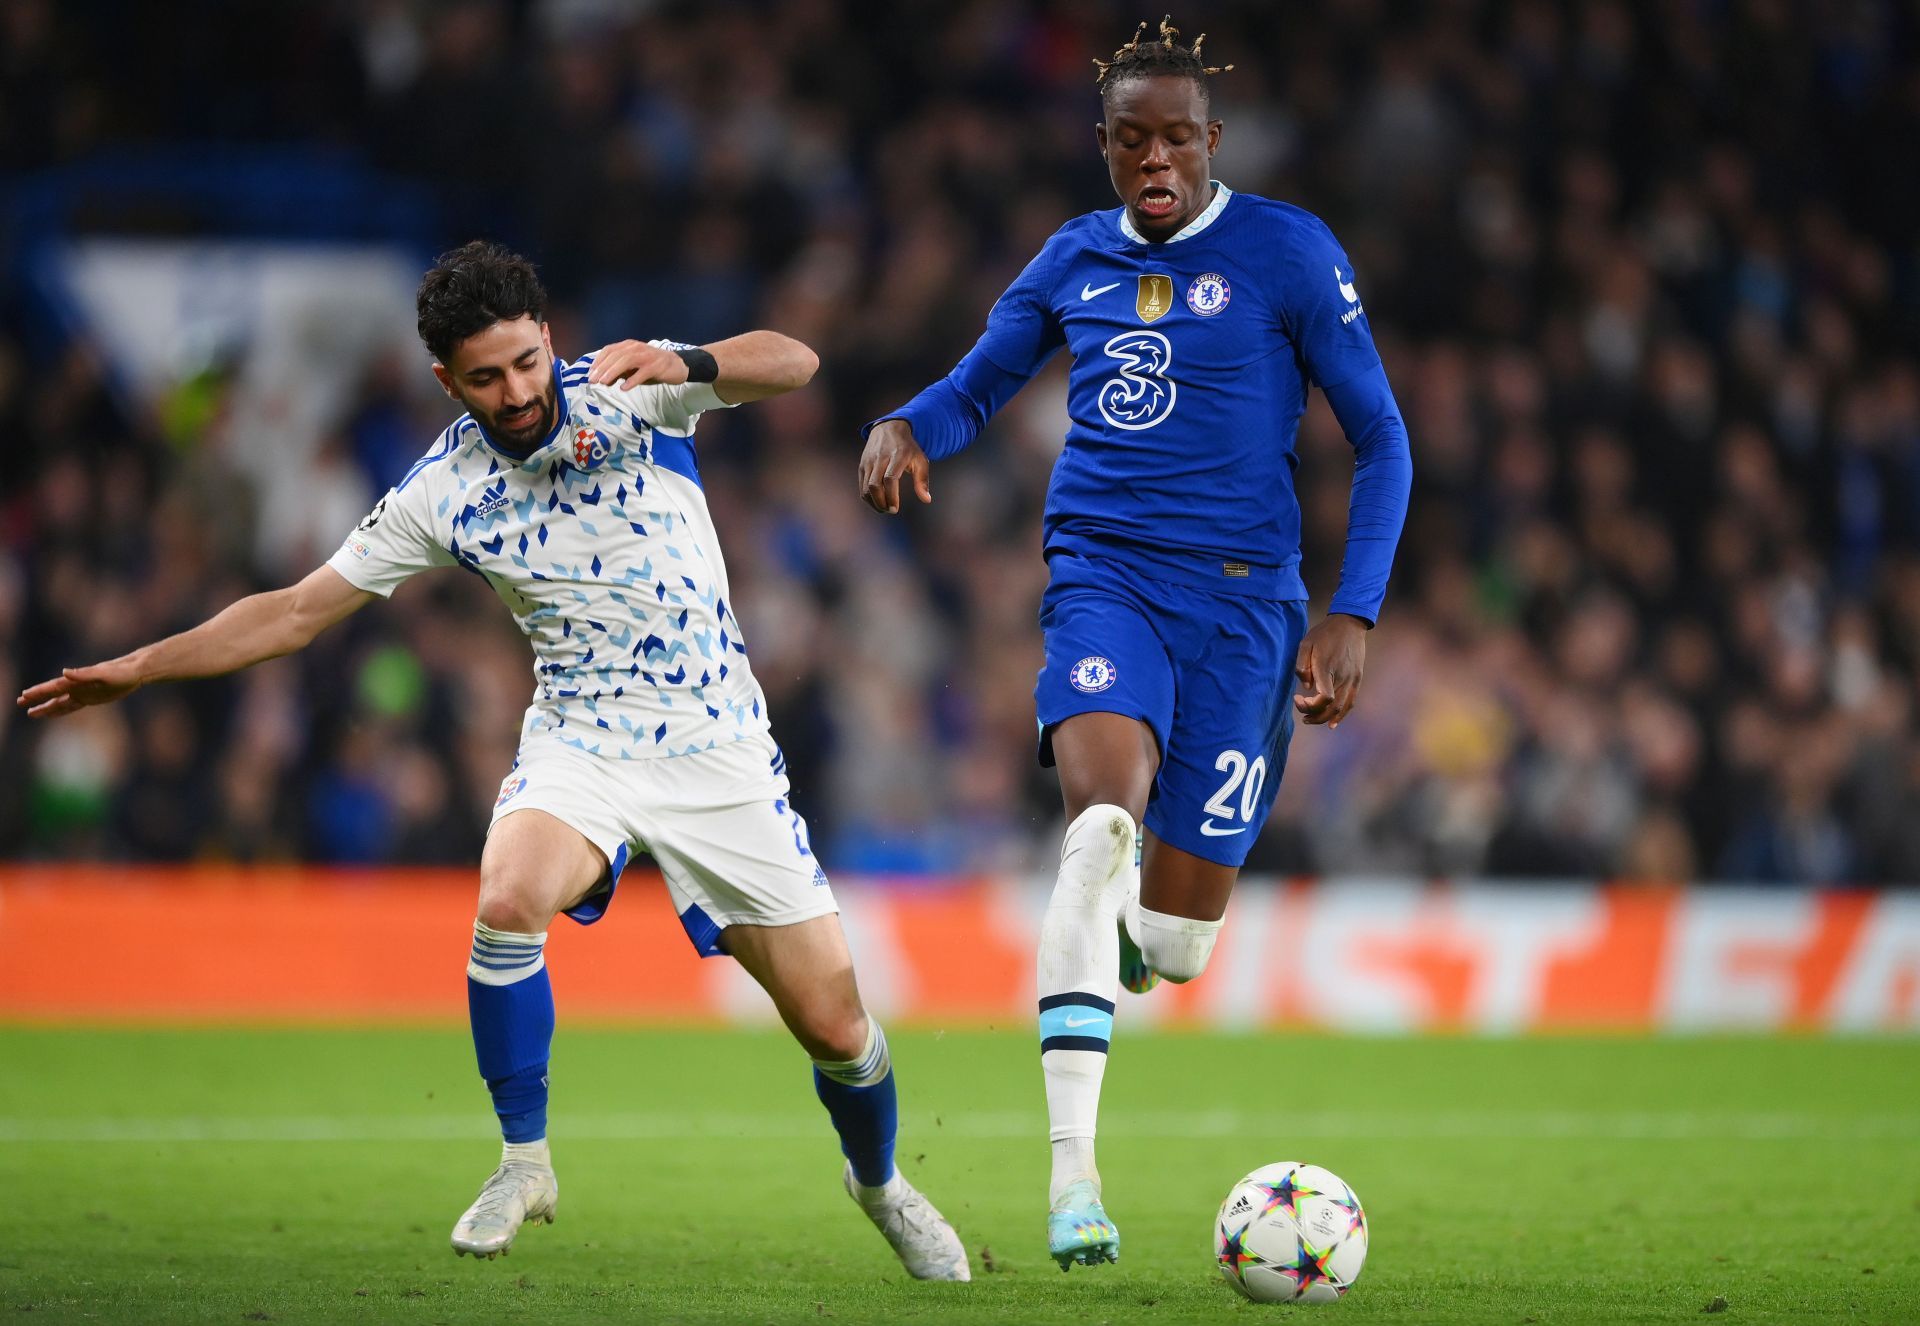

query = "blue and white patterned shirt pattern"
[327,346,769,761]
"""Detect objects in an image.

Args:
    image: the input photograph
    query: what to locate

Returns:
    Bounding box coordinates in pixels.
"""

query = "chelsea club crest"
[1070,655,1118,693]
[1186,272,1231,316]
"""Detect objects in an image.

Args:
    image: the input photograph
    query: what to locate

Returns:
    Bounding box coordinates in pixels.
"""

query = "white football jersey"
[327,347,770,760]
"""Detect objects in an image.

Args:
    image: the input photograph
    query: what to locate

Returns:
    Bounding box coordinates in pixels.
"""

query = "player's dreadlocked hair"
[1093,15,1233,109]
[416,240,549,364]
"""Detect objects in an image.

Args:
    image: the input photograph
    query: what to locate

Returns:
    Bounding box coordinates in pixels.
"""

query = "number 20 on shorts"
[1201,749,1266,836]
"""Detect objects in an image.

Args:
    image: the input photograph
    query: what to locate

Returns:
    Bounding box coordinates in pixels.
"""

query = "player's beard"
[484,385,557,452]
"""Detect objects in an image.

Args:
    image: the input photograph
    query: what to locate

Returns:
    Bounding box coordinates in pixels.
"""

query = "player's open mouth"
[1136,187,1179,219]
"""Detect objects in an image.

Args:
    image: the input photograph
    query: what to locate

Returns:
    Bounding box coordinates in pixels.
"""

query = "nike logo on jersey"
[1062,1014,1106,1028]
[1081,281,1123,301]
[1199,820,1248,837]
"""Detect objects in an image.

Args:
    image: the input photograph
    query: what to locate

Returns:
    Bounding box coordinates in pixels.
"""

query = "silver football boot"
[450,1159,558,1259]
[844,1164,971,1281]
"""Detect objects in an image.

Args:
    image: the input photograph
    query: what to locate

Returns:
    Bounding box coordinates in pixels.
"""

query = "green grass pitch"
[2,1028,1916,1324]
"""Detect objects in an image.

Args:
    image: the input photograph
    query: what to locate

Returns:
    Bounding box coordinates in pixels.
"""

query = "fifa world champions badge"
[1070,656,1118,693]
[1187,272,1231,316]
[1136,274,1174,324]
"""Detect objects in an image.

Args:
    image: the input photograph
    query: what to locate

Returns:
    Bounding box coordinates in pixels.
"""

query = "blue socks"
[467,916,895,1184]
[466,921,554,1145]
[812,1020,898,1188]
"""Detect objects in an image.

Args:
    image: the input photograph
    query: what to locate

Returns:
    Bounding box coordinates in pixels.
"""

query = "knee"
[1128,902,1222,984]
[799,1007,871,1066]
[476,874,553,935]
[1061,779,1150,825]
[1051,804,1138,909]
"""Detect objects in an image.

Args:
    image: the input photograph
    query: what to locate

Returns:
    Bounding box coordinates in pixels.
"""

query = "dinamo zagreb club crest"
[1070,655,1118,693]
[1136,274,1174,324]
[573,426,611,469]
[1187,272,1231,316]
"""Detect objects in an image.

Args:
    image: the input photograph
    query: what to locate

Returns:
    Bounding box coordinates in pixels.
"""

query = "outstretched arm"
[1292,363,1413,730]
[858,417,933,514]
[587,332,818,404]
[17,565,374,719]
[858,230,1068,515]
[857,352,1035,513]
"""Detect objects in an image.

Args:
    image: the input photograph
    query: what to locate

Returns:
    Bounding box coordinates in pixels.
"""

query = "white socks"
[502,1138,551,1167]
[1037,804,1137,1205]
[812,1018,891,1088]
[1124,896,1223,984]
[468,920,547,985]
[1050,1135,1100,1205]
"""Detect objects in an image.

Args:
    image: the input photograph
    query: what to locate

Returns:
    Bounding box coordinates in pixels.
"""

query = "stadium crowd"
[4,0,1919,883]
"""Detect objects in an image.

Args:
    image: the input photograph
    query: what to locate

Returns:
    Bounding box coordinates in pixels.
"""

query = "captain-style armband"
[673,346,719,384]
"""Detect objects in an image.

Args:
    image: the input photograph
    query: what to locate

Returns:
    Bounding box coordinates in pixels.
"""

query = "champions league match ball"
[1214,1162,1369,1304]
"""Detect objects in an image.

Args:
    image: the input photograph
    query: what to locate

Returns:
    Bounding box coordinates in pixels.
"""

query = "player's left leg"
[1130,596,1310,987]
[632,735,969,1281]
[1130,833,1237,981]
[723,917,969,1281]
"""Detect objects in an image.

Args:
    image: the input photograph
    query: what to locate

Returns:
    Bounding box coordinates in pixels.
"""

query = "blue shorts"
[1035,550,1309,867]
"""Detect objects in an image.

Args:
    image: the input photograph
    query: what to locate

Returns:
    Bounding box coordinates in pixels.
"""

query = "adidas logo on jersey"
[470,478,511,520]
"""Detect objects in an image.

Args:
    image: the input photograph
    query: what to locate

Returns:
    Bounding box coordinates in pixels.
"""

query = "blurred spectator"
[5,0,1920,884]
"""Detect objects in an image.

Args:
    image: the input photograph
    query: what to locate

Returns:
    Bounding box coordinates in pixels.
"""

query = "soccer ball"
[1215,1161,1368,1303]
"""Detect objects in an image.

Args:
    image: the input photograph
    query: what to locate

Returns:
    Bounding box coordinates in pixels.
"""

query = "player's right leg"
[452,795,614,1259]
[1030,556,1181,1268]
[723,916,970,1282]
[1039,712,1158,1269]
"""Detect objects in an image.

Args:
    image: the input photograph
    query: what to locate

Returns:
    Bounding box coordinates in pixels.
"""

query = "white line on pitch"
[0,1111,1914,1144]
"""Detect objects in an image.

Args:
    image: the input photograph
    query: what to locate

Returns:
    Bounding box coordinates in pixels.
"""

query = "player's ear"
[1206,118,1222,156]
[1095,120,1109,158]
[540,321,553,356]
[431,362,460,401]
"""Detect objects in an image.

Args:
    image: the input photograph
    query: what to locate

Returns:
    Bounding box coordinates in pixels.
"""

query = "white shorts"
[489,732,837,957]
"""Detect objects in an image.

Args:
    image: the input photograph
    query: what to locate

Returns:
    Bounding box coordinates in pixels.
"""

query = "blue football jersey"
[880,183,1407,618]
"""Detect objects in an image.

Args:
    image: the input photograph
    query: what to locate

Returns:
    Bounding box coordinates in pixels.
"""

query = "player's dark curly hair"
[1094,15,1233,109]
[415,240,548,364]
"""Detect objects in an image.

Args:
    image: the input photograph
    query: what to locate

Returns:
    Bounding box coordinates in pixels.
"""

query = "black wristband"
[673,346,719,384]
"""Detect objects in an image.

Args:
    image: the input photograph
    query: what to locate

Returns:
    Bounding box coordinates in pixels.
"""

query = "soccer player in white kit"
[17,241,969,1280]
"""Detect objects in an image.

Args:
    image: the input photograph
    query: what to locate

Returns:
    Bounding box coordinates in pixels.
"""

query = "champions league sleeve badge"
[1070,655,1118,693]
[1186,272,1231,316]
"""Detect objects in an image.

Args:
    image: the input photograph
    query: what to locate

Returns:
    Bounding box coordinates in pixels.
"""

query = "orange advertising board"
[0,868,1914,1031]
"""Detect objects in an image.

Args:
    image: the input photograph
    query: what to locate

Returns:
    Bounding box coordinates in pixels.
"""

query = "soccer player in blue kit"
[858,20,1413,1270]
